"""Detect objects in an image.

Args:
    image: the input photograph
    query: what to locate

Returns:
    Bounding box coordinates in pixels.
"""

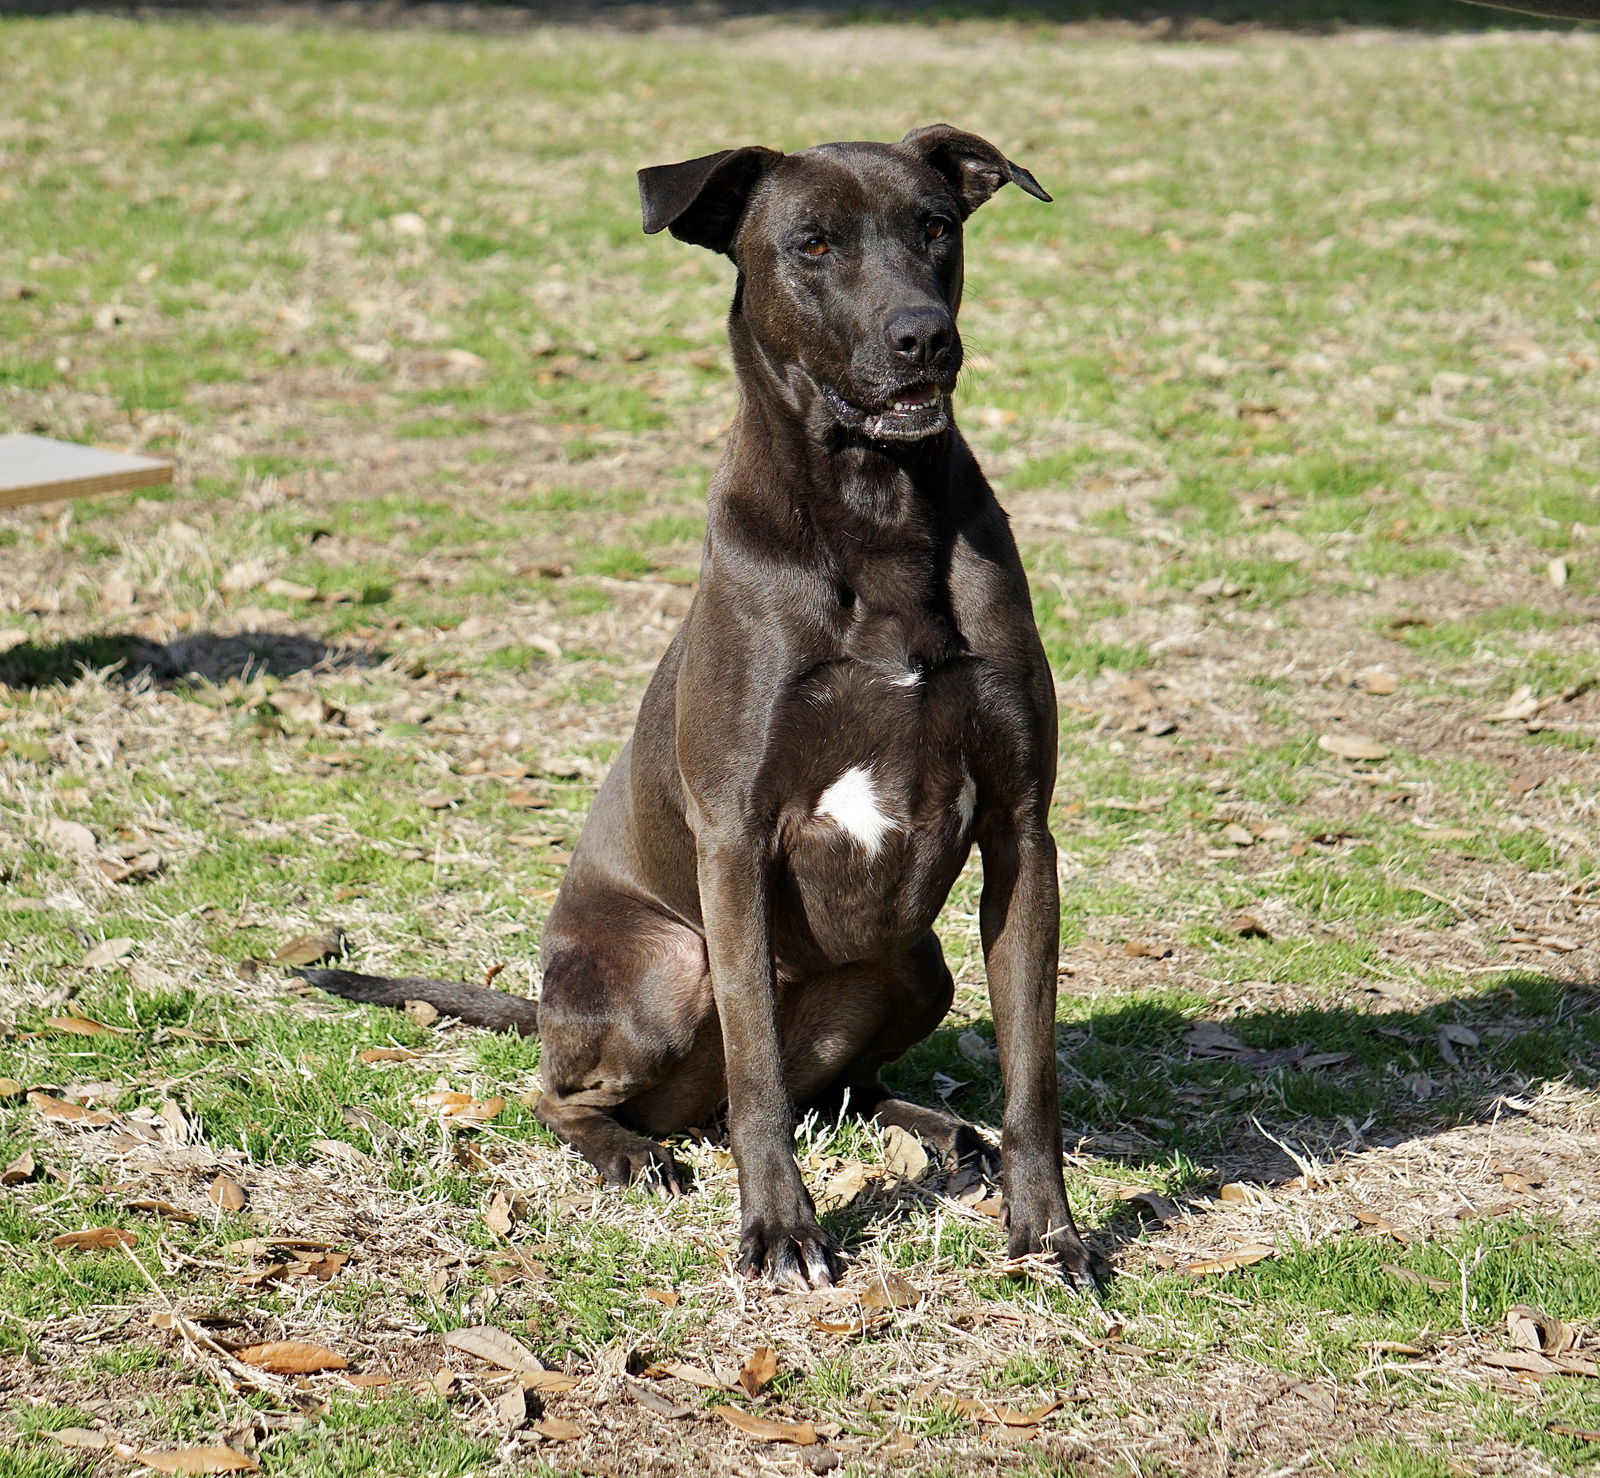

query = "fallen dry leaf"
[530,1417,583,1442]
[713,1406,818,1446]
[1229,914,1271,939]
[440,1325,577,1390]
[737,1346,779,1397]
[1317,733,1390,762]
[131,1447,259,1474]
[126,1199,199,1225]
[208,1176,248,1212]
[270,929,345,967]
[52,1226,137,1250]
[1185,1244,1275,1275]
[957,1029,997,1065]
[234,1341,348,1374]
[642,1287,680,1308]
[28,1091,118,1127]
[861,1271,921,1310]
[652,1360,733,1391]
[80,937,135,970]
[357,1046,423,1063]
[881,1124,930,1182]
[42,1013,133,1037]
[47,1429,116,1451]
[811,1313,890,1337]
[484,1191,515,1238]
[402,998,440,1026]
[1547,1424,1600,1443]
[1508,1305,1576,1357]
[0,1078,23,1098]
[2,1150,36,1185]
[414,1091,504,1126]
[812,1160,877,1214]
[42,818,97,855]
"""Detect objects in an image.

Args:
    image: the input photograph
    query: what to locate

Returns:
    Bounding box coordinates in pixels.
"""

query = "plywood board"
[0,433,173,510]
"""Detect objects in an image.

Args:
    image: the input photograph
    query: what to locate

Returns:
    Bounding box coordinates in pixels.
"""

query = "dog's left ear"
[638,146,784,255]
[900,124,1051,216]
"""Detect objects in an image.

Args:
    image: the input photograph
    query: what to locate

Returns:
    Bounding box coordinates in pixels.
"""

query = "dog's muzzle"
[826,382,949,442]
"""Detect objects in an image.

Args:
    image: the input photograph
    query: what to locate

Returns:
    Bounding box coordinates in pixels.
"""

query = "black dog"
[305,125,1102,1292]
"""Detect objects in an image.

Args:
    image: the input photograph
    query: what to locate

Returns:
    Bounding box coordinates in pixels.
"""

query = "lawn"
[3,10,1600,1476]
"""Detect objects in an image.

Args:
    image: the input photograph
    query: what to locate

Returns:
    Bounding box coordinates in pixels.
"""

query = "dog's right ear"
[638,146,783,255]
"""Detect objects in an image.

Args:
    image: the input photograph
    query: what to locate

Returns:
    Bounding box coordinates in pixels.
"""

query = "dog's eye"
[925,217,953,241]
[799,236,829,257]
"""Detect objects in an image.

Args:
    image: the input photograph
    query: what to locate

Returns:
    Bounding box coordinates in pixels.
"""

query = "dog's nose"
[884,306,954,366]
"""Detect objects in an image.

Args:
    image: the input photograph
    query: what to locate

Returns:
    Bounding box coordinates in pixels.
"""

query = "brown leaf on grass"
[1122,939,1172,959]
[234,1341,348,1373]
[2,1150,36,1185]
[95,851,163,884]
[80,937,135,969]
[641,1287,680,1308]
[713,1407,818,1446]
[402,998,440,1026]
[209,1176,248,1212]
[1217,1183,1269,1205]
[1360,667,1399,696]
[484,1191,515,1238]
[811,1314,890,1337]
[1548,1424,1600,1442]
[1381,1263,1451,1291]
[1182,1021,1247,1058]
[737,1346,779,1397]
[1230,914,1271,940]
[495,1381,530,1429]
[956,1030,998,1065]
[881,1125,930,1182]
[1483,686,1547,724]
[812,1161,877,1214]
[27,1091,119,1128]
[343,1373,395,1390]
[43,818,98,855]
[530,1418,583,1442]
[131,1447,259,1473]
[948,1397,1063,1427]
[861,1272,921,1310]
[1185,1244,1275,1275]
[126,1199,199,1225]
[0,1078,23,1098]
[1479,1350,1559,1377]
[625,1379,693,1418]
[414,1091,504,1126]
[1317,733,1390,762]
[442,1326,577,1391]
[42,1014,133,1037]
[52,1226,137,1250]
[1508,1305,1575,1357]
[48,1428,117,1450]
[1116,1186,1181,1223]
[652,1361,734,1391]
[270,930,345,967]
[503,788,547,809]
[358,1046,423,1063]
[418,789,463,810]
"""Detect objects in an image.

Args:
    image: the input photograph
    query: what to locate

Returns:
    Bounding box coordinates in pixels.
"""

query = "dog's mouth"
[825,382,949,442]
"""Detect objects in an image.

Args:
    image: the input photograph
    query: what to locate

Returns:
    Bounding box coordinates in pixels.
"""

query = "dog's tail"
[295,967,540,1036]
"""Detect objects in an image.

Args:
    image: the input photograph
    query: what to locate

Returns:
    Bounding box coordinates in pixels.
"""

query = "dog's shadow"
[0,628,385,689]
[863,971,1600,1270]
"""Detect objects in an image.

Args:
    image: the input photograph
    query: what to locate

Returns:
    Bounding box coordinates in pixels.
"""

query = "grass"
[4,8,1600,1477]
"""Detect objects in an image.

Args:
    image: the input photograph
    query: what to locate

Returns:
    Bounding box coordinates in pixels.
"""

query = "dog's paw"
[1005,1213,1108,1295]
[736,1218,841,1291]
[595,1139,687,1197]
[949,1124,1002,1182]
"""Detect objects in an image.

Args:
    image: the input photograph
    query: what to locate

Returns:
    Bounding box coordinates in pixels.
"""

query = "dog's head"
[638,126,1049,443]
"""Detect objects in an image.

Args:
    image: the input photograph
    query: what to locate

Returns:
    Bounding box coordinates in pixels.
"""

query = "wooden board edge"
[0,461,173,512]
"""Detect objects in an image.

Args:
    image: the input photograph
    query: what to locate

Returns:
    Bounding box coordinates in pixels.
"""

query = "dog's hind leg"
[534,900,719,1199]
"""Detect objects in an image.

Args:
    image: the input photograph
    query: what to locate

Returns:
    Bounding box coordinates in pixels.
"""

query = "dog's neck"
[721,313,974,569]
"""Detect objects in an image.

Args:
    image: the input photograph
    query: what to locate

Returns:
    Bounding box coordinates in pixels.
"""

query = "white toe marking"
[816,765,898,856]
[955,769,977,834]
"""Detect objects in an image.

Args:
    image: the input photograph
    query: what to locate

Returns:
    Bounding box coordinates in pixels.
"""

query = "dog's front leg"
[979,823,1104,1292]
[698,835,841,1291]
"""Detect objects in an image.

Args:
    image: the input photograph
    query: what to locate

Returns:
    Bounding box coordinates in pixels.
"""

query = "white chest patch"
[815,765,898,856]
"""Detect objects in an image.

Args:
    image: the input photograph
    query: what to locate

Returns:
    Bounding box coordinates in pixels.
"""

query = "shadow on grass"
[882,971,1600,1260]
[0,0,1588,31]
[0,628,386,688]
